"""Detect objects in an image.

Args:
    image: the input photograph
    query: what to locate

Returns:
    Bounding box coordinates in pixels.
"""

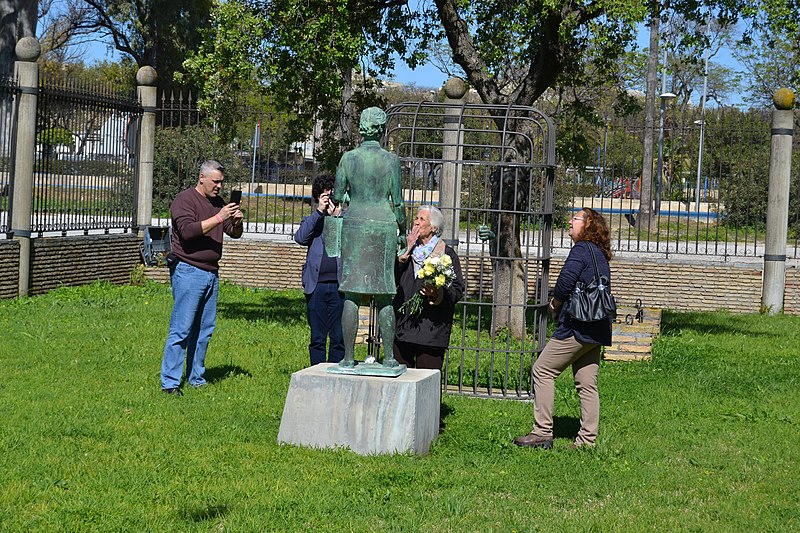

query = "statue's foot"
[339,357,356,368]
[382,358,398,368]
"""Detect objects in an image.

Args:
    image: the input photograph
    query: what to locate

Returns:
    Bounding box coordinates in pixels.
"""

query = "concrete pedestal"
[277,363,441,455]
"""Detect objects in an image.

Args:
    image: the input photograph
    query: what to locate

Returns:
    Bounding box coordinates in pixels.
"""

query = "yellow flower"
[417,269,425,279]
[424,264,435,277]
[440,255,452,267]
[435,274,446,287]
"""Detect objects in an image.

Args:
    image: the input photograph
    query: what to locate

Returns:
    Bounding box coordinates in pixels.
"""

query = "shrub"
[153,125,250,215]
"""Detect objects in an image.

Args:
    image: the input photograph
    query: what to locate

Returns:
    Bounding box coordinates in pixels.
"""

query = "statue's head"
[359,107,387,140]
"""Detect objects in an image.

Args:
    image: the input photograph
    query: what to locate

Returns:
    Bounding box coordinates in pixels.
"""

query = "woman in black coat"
[514,207,613,450]
[393,205,464,370]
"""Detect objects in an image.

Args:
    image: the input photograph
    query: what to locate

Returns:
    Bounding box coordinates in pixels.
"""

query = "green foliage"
[1,284,800,530]
[178,1,268,139]
[711,109,773,228]
[181,0,422,168]
[39,58,138,95]
[153,125,250,215]
[736,32,800,108]
[36,127,74,148]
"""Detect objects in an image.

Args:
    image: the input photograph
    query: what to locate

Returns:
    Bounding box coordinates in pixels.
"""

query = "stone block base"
[277,363,441,455]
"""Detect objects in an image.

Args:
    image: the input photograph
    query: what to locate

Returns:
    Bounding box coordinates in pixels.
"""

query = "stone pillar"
[762,88,795,315]
[135,66,157,233]
[440,77,467,249]
[10,37,40,296]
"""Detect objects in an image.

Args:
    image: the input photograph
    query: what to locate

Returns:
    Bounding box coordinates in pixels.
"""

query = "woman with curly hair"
[514,208,613,449]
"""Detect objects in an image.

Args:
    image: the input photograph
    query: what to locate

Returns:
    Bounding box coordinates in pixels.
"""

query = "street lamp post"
[694,46,710,215]
[601,116,609,190]
[656,91,676,210]
[655,42,676,211]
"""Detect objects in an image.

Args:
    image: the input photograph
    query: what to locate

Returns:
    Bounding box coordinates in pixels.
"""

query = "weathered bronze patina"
[329,107,406,374]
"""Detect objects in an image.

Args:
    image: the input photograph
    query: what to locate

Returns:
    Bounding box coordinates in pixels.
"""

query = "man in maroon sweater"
[160,160,243,396]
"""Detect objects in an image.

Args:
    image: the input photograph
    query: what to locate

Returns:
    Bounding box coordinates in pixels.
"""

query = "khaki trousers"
[531,335,600,445]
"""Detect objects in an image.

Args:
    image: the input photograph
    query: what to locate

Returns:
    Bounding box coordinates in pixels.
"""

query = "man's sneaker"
[513,433,553,449]
[162,387,183,397]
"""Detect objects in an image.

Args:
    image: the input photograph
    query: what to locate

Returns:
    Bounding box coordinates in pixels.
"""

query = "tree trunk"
[0,0,38,78]
[337,66,357,149]
[638,6,660,233]
[489,166,527,340]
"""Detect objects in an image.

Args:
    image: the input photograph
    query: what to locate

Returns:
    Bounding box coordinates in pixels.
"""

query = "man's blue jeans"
[306,281,345,365]
[161,261,219,389]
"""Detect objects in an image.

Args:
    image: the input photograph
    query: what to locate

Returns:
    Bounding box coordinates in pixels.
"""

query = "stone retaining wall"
[1,235,798,316]
[0,240,20,299]
[201,239,799,316]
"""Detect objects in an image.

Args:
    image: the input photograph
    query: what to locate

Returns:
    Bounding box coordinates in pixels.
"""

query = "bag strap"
[586,242,602,284]
[586,242,612,291]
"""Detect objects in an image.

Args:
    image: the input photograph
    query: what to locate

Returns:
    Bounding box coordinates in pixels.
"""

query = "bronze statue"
[330,107,406,372]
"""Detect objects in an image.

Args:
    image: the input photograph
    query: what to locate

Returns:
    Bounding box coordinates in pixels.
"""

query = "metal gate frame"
[384,101,556,399]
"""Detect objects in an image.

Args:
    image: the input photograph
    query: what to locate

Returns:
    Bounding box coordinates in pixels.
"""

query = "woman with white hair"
[393,205,464,372]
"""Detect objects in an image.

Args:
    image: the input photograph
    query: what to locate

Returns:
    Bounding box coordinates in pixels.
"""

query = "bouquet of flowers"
[399,254,456,316]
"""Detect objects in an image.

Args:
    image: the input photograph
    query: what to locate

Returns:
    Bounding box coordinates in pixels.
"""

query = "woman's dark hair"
[311,174,335,201]
[579,207,613,261]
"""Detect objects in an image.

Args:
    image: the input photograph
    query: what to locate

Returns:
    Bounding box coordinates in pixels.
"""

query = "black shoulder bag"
[566,243,617,322]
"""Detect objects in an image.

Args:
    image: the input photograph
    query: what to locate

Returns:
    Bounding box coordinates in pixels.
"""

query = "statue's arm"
[332,156,348,205]
[389,155,405,230]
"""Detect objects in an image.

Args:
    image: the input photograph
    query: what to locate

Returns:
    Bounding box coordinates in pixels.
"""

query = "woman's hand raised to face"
[406,225,420,250]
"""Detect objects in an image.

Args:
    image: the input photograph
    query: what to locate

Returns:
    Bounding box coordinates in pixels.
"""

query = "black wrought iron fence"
[153,98,798,261]
[153,92,320,231]
[553,107,799,259]
[32,77,141,235]
[0,76,17,235]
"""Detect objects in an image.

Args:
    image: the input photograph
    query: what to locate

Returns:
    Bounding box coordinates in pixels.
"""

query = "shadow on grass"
[181,503,230,522]
[205,364,253,384]
[217,295,305,324]
[660,310,776,338]
[552,416,581,440]
[441,402,454,422]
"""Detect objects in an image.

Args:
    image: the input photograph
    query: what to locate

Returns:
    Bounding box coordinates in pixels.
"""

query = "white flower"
[365,356,376,364]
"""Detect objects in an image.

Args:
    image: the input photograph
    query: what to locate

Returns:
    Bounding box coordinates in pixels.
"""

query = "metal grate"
[32,77,141,235]
[0,75,18,236]
[386,102,557,399]
[153,91,320,233]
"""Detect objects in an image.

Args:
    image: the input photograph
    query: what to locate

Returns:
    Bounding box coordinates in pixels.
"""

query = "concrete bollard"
[11,37,40,296]
[135,66,157,234]
[761,88,795,315]
[440,77,467,250]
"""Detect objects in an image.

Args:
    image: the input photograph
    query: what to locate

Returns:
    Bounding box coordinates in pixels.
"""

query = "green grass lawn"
[1,281,798,531]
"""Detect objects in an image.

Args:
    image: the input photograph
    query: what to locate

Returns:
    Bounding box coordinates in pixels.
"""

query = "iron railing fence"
[32,76,141,235]
[553,107,799,259]
[152,97,800,398]
[386,102,556,399]
[0,75,18,235]
[153,91,321,233]
[154,99,798,260]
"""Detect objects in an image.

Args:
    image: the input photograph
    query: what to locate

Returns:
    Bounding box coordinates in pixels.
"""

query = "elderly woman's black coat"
[393,245,465,348]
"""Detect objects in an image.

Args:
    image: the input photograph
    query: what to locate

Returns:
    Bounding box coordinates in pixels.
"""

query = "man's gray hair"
[419,205,444,236]
[199,159,225,176]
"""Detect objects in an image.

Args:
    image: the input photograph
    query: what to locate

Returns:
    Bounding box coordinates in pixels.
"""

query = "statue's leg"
[340,294,359,367]
[375,295,398,367]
